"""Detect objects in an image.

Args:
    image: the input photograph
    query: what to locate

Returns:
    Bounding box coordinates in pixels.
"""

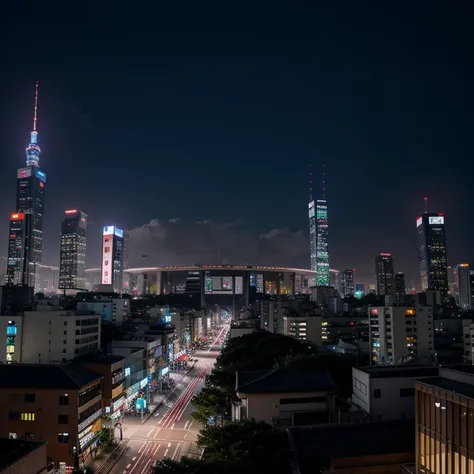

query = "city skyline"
[1,3,473,288]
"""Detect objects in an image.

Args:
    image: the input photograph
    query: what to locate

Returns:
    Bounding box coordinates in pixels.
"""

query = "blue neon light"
[114,228,124,238]
[103,226,115,235]
[6,326,17,335]
[36,170,46,182]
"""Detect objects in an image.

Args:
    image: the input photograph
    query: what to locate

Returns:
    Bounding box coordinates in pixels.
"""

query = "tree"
[191,386,228,424]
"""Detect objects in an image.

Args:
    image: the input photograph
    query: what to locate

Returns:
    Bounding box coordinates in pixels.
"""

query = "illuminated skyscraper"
[456,264,472,311]
[308,164,329,286]
[395,272,406,304]
[340,269,355,298]
[416,211,448,292]
[59,210,87,290]
[101,226,124,293]
[6,213,27,285]
[7,82,46,288]
[375,253,394,296]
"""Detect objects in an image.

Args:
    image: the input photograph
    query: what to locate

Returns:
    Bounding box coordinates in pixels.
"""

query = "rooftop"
[289,420,414,467]
[236,367,337,394]
[0,438,47,470]
[0,362,102,390]
[417,377,474,399]
[74,352,125,365]
[357,365,439,379]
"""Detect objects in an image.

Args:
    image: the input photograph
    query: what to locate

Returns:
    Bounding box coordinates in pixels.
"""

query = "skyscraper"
[456,264,472,311]
[308,164,329,286]
[340,269,355,298]
[7,82,46,288]
[101,226,124,293]
[395,272,406,304]
[59,210,87,290]
[6,213,27,285]
[416,212,448,292]
[375,253,394,296]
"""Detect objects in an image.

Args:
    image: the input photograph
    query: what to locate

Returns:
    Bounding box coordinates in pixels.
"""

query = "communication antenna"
[308,164,313,201]
[33,81,39,131]
[321,163,326,200]
[424,197,428,213]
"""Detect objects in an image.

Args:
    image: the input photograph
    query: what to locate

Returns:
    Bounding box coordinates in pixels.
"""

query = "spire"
[308,164,313,201]
[321,163,326,200]
[424,196,428,213]
[33,81,39,132]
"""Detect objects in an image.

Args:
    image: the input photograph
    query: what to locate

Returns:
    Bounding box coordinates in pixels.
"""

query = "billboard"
[416,217,423,227]
[36,169,46,182]
[10,213,24,221]
[256,274,264,293]
[17,168,32,179]
[235,276,243,295]
[103,226,115,235]
[308,200,315,219]
[102,234,113,284]
[429,216,444,225]
[115,228,124,238]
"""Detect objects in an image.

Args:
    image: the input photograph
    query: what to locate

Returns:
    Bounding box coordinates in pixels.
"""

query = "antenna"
[33,81,39,131]
[424,197,428,213]
[321,163,326,200]
[308,164,313,201]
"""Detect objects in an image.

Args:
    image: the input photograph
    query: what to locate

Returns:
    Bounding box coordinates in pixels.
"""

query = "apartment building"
[0,363,103,471]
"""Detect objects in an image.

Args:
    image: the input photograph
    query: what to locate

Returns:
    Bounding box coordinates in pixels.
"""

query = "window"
[9,411,21,420]
[24,393,35,403]
[400,388,415,397]
[64,331,67,335]
[58,415,68,424]
[374,389,382,398]
[59,395,69,406]
[64,321,67,326]
[20,413,35,421]
[57,433,69,443]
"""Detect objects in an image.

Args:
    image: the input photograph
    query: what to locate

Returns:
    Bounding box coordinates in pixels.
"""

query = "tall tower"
[101,226,124,293]
[456,264,472,311]
[308,165,317,282]
[375,253,394,296]
[416,199,448,292]
[59,210,88,291]
[7,82,46,288]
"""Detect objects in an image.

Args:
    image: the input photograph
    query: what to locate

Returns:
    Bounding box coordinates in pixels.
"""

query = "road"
[110,324,229,474]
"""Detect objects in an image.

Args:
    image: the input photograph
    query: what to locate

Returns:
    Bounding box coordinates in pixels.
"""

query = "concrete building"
[457,263,472,311]
[283,313,322,346]
[77,293,130,325]
[369,306,434,365]
[351,365,439,421]
[0,439,50,474]
[414,365,474,474]
[463,321,474,364]
[233,367,336,427]
[0,363,103,470]
[340,270,355,297]
[375,253,394,296]
[0,307,100,364]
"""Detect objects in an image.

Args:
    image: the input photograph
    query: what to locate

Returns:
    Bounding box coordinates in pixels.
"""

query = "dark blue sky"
[0,1,473,286]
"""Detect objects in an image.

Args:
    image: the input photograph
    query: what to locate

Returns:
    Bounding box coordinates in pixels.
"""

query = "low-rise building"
[351,365,439,421]
[0,438,50,474]
[0,363,103,470]
[283,313,322,345]
[232,367,336,427]
[0,308,100,364]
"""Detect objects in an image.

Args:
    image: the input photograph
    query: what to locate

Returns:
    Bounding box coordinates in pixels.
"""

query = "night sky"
[1,2,473,288]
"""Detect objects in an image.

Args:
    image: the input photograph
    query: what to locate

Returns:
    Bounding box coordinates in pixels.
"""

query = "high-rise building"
[416,213,448,292]
[308,164,329,286]
[5,213,27,285]
[328,269,340,293]
[447,265,459,303]
[7,82,46,289]
[101,226,124,293]
[59,210,87,290]
[456,264,472,311]
[394,272,406,304]
[340,270,354,298]
[375,253,394,296]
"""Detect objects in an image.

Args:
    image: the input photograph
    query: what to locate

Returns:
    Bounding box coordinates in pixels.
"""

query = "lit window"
[21,413,35,421]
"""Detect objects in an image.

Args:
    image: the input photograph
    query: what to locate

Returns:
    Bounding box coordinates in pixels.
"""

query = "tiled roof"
[0,362,102,389]
[236,367,336,394]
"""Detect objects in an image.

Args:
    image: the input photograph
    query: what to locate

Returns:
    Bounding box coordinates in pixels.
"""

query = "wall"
[2,442,49,474]
[351,368,370,414]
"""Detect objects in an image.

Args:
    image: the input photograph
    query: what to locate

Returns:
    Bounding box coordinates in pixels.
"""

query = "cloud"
[126,218,309,268]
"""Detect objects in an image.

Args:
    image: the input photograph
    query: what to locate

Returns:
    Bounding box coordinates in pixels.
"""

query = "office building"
[416,213,448,292]
[456,263,472,311]
[369,305,434,365]
[0,363,103,469]
[308,200,317,282]
[328,269,340,293]
[59,210,87,291]
[415,366,474,474]
[0,307,100,364]
[101,226,124,293]
[395,272,406,304]
[340,270,355,298]
[447,265,459,302]
[6,212,27,285]
[283,313,322,346]
[375,253,394,296]
[7,83,46,289]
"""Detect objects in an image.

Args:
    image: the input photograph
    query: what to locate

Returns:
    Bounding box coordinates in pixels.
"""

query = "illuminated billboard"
[17,168,32,179]
[235,276,243,295]
[103,226,115,235]
[114,227,124,238]
[102,234,113,284]
[222,277,233,290]
[36,169,46,182]
[10,213,24,221]
[416,217,423,227]
[256,274,264,293]
[429,216,444,225]
[308,200,315,219]
[205,278,213,293]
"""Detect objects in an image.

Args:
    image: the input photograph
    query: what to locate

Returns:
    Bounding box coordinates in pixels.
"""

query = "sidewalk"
[121,362,198,428]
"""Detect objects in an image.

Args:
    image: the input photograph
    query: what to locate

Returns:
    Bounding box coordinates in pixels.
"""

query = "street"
[109,325,228,474]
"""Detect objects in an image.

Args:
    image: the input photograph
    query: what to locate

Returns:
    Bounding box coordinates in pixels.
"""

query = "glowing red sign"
[10,213,24,221]
[65,209,77,214]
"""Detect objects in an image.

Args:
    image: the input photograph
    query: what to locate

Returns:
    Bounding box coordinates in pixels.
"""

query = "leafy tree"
[152,457,240,474]
[191,386,228,424]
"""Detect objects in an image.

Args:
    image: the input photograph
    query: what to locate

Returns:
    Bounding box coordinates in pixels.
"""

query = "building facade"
[6,212,27,285]
[340,270,355,298]
[59,210,87,291]
[375,253,394,296]
[416,213,448,292]
[101,226,124,293]
[395,272,406,304]
[456,263,472,311]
